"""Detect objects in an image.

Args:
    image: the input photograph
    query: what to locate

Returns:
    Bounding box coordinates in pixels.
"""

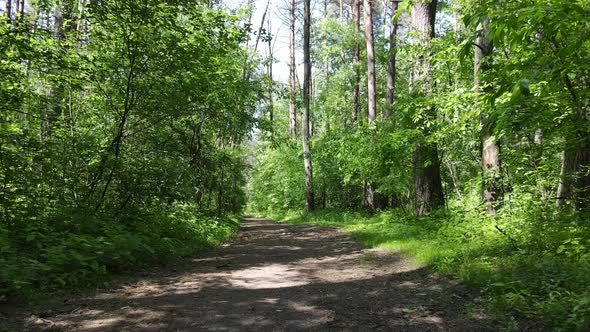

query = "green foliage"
[248,143,305,214]
[0,0,258,299]
[0,204,238,298]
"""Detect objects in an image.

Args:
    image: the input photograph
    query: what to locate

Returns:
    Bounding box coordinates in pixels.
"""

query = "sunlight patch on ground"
[229,264,310,289]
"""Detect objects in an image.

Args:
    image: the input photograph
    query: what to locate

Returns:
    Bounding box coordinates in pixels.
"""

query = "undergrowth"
[0,204,239,301]
[252,201,590,331]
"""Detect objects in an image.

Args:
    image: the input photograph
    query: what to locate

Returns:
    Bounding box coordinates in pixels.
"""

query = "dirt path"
[5,217,493,331]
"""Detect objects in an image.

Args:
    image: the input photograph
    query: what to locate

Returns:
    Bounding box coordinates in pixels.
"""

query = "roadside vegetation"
[1,1,258,301]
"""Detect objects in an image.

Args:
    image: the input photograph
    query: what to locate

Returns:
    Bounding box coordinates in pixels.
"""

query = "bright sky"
[226,0,303,84]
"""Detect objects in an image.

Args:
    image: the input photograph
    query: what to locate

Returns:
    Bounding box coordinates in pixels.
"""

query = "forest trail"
[10,217,493,331]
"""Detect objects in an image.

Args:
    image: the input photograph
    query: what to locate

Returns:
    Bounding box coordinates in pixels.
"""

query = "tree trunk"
[254,0,271,53]
[6,0,12,21]
[267,16,274,139]
[481,134,501,213]
[362,0,376,211]
[302,0,315,212]
[414,142,445,215]
[364,0,376,122]
[351,0,361,123]
[556,118,590,212]
[288,0,297,139]
[385,0,399,118]
[411,0,444,216]
[474,10,500,214]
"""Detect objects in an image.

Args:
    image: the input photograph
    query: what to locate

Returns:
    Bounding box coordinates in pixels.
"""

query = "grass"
[255,206,590,331]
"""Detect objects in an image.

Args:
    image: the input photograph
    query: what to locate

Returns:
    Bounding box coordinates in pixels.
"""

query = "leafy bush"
[0,204,238,299]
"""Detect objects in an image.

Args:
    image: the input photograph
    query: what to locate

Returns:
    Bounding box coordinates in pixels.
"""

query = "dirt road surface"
[3,217,493,331]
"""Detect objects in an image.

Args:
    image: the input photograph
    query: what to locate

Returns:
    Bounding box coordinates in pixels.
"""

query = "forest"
[1,0,589,330]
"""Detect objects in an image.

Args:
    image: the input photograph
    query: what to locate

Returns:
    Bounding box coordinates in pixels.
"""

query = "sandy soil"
[2,217,495,331]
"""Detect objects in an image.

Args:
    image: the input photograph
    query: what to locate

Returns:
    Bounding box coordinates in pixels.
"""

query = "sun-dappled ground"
[2,217,494,331]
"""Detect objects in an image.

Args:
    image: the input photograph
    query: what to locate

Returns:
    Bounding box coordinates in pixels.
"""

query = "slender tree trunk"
[351,0,361,123]
[364,0,376,122]
[217,169,224,216]
[289,0,297,139]
[302,0,315,212]
[474,13,500,214]
[411,0,444,216]
[385,0,399,118]
[6,0,12,21]
[362,0,376,211]
[254,0,271,52]
[267,16,274,139]
[245,0,254,48]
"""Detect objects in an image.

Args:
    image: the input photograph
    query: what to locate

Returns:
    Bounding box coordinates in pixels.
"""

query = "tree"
[302,0,314,211]
[288,0,297,139]
[266,15,274,139]
[5,0,12,21]
[351,0,361,123]
[363,0,376,211]
[411,0,444,215]
[474,6,500,214]
[364,0,376,122]
[556,104,590,212]
[385,0,399,118]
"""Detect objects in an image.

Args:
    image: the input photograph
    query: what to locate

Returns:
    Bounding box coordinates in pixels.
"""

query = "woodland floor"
[1,217,497,331]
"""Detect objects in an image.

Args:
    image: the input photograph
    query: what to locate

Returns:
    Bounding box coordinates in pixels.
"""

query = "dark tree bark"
[5,0,12,21]
[414,143,444,215]
[556,108,590,212]
[288,0,297,139]
[411,0,444,216]
[351,0,361,123]
[302,0,315,212]
[385,0,399,118]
